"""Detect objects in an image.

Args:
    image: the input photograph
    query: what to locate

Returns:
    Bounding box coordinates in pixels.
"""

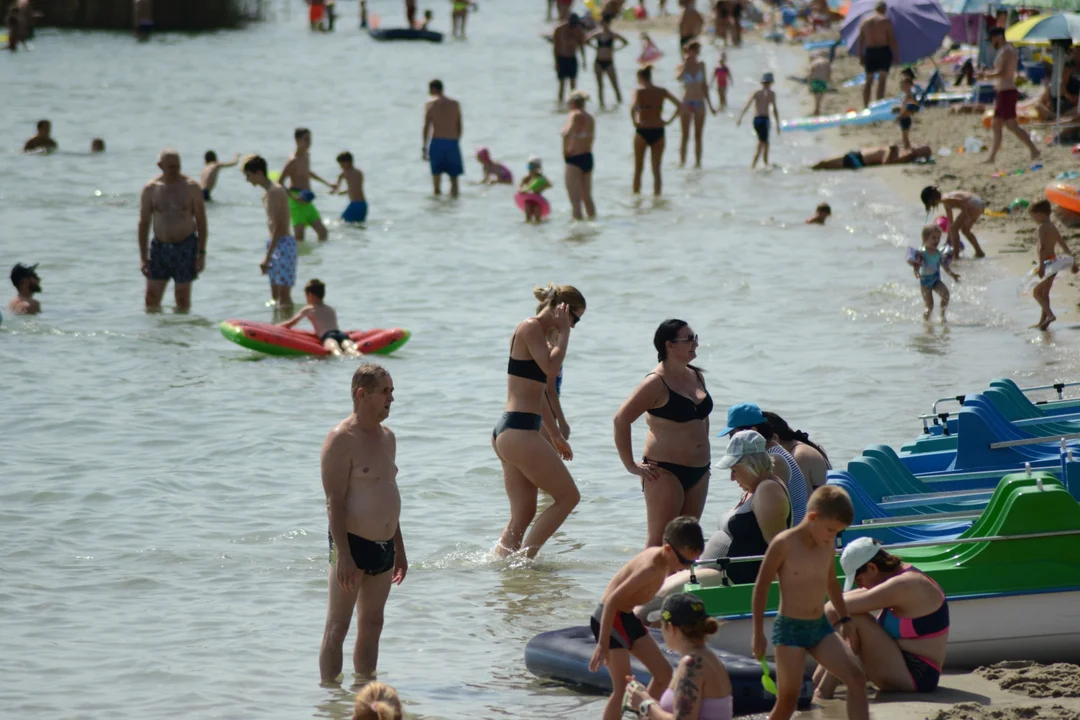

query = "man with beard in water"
[9,263,42,315]
[319,364,408,683]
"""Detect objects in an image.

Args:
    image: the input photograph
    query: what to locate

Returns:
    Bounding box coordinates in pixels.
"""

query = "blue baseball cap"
[717,402,766,437]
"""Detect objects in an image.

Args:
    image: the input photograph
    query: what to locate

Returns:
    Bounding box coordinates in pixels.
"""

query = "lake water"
[3,2,1080,718]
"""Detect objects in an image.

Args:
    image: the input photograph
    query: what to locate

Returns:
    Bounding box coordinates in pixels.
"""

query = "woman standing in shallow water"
[630,66,682,196]
[492,284,586,558]
[614,319,713,547]
[562,90,597,221]
[676,40,716,168]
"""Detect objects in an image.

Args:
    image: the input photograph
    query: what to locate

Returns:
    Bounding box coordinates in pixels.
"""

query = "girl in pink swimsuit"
[628,593,734,720]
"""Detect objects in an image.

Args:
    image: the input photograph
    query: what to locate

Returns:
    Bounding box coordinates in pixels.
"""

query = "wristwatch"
[638,699,656,719]
[834,616,852,627]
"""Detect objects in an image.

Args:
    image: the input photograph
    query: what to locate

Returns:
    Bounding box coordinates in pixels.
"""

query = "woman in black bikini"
[614,319,713,547]
[587,18,628,108]
[492,283,586,558]
[630,65,682,195]
[562,90,597,220]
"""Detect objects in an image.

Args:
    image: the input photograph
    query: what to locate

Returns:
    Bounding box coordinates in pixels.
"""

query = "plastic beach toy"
[759,656,777,695]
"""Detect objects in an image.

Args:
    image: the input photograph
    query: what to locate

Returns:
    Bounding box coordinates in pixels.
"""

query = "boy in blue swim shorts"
[244,154,297,308]
[331,151,368,224]
[752,486,868,720]
[737,72,781,169]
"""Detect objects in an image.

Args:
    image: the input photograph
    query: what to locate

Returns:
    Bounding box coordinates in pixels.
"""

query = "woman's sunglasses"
[570,310,582,327]
[672,334,699,344]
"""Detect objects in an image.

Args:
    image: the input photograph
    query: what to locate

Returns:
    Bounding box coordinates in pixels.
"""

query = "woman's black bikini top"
[507,333,547,384]
[646,371,713,422]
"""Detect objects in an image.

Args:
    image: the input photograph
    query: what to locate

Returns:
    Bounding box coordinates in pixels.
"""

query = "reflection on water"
[4,3,1080,720]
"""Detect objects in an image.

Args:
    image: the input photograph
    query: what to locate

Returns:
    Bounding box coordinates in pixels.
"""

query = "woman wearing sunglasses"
[492,283,586,558]
[614,319,713,547]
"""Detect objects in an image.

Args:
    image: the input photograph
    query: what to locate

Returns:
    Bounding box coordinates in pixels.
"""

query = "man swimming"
[23,119,57,154]
[280,128,332,241]
[319,364,408,683]
[331,152,368,224]
[423,79,464,198]
[199,151,241,202]
[137,149,208,312]
[8,263,42,315]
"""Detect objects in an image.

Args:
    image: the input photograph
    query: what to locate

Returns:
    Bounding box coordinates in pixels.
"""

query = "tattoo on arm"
[674,655,704,720]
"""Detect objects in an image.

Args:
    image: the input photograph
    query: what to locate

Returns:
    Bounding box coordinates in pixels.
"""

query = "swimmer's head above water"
[10,263,41,293]
[205,150,217,164]
[91,138,105,153]
[336,151,355,168]
[527,156,543,172]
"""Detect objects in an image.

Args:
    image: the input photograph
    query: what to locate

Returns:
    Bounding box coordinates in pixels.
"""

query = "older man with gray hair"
[137,149,207,311]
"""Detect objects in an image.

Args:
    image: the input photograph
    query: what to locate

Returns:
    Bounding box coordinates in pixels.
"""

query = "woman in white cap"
[614,319,713,548]
[699,430,791,585]
[816,537,950,695]
[628,593,734,720]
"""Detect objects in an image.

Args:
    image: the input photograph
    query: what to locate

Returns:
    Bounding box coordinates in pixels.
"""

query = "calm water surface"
[3,3,1079,718]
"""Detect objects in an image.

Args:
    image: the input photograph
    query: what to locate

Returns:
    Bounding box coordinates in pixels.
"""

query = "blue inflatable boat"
[525,626,813,715]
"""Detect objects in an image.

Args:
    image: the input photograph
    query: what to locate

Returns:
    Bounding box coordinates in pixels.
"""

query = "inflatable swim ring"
[515,192,551,218]
[1046,182,1080,214]
[1020,255,1076,294]
[220,319,410,357]
[639,45,663,64]
[982,106,1039,129]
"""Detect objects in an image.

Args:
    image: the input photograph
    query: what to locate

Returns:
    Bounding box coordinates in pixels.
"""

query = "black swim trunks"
[565,153,594,174]
[842,150,865,169]
[899,116,912,131]
[556,55,578,80]
[864,45,893,75]
[320,329,351,345]
[590,603,649,650]
[148,233,199,284]
[202,188,211,202]
[328,529,396,575]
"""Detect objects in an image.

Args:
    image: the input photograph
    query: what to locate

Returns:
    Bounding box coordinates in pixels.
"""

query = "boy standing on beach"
[279,279,361,356]
[331,152,368,224]
[809,53,831,116]
[752,486,868,720]
[736,73,781,169]
[1029,200,1078,331]
[588,516,705,720]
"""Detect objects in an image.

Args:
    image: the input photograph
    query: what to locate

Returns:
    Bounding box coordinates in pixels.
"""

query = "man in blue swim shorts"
[138,149,208,311]
[244,155,297,309]
[423,79,464,197]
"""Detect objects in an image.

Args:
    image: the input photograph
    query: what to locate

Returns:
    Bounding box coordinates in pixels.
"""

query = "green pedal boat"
[660,473,1080,669]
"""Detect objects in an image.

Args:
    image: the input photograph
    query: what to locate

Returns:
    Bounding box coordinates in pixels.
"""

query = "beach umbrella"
[1001,0,1080,11]
[840,0,952,65]
[940,0,993,13]
[1005,11,1080,44]
[950,13,982,43]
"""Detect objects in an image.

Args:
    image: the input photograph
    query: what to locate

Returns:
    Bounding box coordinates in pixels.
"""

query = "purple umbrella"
[840,0,951,65]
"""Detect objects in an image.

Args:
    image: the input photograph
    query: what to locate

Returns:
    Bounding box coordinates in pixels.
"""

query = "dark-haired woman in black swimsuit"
[630,65,682,196]
[492,283,586,559]
[614,319,713,547]
[587,18,628,107]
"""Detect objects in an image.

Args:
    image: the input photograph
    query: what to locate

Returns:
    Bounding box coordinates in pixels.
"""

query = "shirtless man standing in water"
[319,364,408,683]
[423,79,464,198]
[280,128,332,242]
[138,149,207,311]
[243,155,297,309]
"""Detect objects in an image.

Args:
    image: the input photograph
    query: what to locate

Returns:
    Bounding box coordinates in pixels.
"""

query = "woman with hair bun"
[761,411,832,491]
[627,593,734,720]
[614,319,713,547]
[492,283,586,558]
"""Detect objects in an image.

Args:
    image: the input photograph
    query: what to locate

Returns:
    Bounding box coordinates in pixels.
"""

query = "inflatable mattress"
[525,626,813,715]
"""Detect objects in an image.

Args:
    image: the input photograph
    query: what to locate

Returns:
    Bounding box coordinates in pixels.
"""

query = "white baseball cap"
[840,537,883,591]
[717,429,768,469]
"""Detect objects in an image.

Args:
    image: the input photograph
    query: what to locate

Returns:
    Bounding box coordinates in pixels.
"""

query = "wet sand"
[808,54,1080,326]
[793,666,1080,719]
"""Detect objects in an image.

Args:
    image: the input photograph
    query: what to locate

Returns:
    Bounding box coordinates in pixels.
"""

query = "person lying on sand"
[812,145,931,171]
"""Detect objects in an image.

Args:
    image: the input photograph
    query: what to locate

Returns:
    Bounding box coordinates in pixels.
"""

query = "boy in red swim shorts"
[308,0,326,30]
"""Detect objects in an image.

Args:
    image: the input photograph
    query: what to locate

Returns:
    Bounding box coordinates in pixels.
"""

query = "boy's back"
[1037,218,1062,262]
[298,302,340,337]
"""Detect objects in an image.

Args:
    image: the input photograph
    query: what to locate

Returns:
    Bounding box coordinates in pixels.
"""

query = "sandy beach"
[799,662,1080,720]
[804,52,1080,326]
